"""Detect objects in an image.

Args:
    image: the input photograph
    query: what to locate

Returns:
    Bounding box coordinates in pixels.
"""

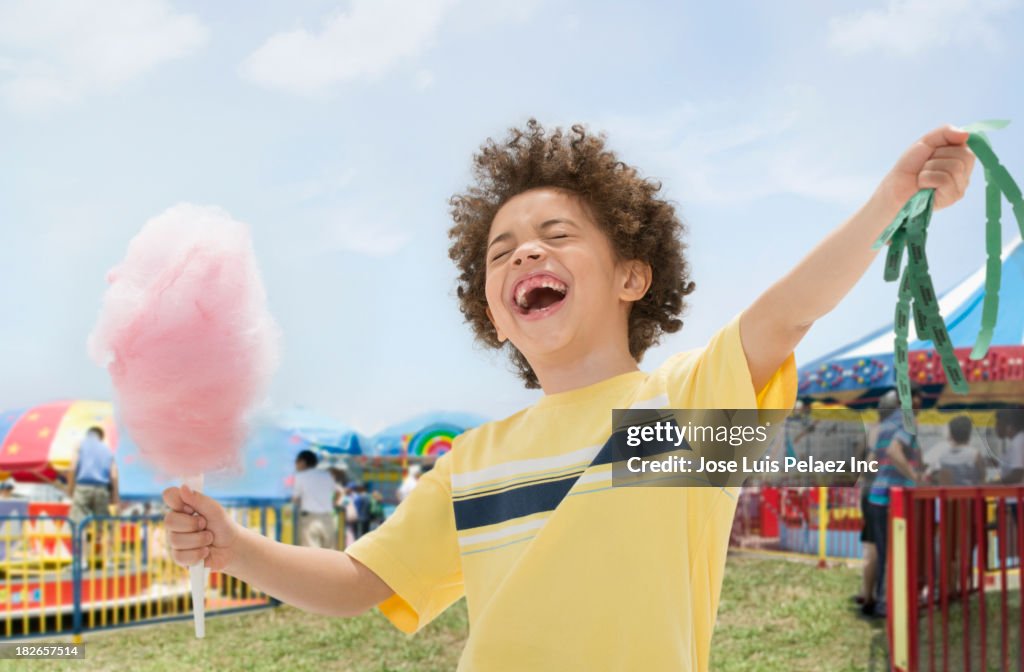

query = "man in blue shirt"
[68,426,119,523]
[863,390,924,618]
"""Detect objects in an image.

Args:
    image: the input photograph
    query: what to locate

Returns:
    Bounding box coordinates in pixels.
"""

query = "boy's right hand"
[162,484,239,571]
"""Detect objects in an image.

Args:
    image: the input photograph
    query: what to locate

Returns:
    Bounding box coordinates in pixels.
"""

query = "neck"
[532,341,640,395]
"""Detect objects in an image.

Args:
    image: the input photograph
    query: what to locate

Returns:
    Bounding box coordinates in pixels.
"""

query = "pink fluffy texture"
[88,204,280,476]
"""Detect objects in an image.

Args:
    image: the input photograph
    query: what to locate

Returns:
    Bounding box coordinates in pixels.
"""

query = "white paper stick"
[184,474,206,639]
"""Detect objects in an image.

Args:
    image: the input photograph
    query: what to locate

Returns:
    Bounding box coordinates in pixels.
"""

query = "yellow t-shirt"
[345,313,797,671]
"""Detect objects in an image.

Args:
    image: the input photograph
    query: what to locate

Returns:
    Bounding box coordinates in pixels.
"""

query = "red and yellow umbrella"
[0,400,119,483]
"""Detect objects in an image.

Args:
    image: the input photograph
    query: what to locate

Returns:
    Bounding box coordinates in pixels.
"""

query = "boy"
[928,415,984,486]
[164,120,974,670]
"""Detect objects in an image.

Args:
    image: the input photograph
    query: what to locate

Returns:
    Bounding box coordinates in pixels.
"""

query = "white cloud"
[0,0,207,112]
[321,205,412,257]
[594,86,876,206]
[241,0,460,95]
[414,69,435,91]
[275,204,413,259]
[827,0,1017,56]
[329,225,411,257]
[286,169,357,204]
[271,169,412,257]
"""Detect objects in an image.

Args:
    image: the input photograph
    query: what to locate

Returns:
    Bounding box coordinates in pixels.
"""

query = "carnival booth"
[737,237,1024,561]
[362,411,488,502]
[0,399,485,637]
[0,400,118,485]
[798,235,1024,407]
[0,401,118,572]
[0,403,348,636]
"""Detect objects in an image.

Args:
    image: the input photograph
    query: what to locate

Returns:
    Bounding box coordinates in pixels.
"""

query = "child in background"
[163,120,974,671]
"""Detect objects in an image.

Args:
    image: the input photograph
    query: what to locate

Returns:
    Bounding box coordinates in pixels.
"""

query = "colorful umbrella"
[0,400,118,483]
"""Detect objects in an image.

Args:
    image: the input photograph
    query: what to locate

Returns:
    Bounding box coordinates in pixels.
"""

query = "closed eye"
[490,250,511,262]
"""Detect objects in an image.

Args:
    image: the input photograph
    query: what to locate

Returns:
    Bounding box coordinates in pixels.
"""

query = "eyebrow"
[486,218,577,251]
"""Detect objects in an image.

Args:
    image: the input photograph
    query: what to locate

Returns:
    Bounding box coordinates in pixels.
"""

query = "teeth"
[513,275,567,310]
[541,280,567,294]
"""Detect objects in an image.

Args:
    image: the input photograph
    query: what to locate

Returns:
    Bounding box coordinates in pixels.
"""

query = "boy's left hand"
[877,124,977,212]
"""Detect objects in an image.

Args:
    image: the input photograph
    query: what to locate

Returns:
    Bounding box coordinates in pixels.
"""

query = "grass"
[710,554,887,672]
[913,586,1021,672]
[1,602,469,672]
[6,554,1015,671]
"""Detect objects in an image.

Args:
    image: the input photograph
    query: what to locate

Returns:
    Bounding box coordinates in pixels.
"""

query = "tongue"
[526,287,565,311]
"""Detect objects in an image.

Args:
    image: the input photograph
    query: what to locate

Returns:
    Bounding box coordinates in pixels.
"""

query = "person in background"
[352,483,372,540]
[0,478,16,499]
[926,415,984,599]
[397,464,421,503]
[995,408,1024,563]
[854,386,922,611]
[863,390,924,618]
[784,398,817,462]
[853,426,880,611]
[68,426,119,523]
[995,408,1024,485]
[339,484,359,547]
[930,416,985,486]
[293,450,342,549]
[368,489,385,531]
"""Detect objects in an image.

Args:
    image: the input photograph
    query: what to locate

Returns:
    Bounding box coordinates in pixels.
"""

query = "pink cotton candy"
[88,203,281,476]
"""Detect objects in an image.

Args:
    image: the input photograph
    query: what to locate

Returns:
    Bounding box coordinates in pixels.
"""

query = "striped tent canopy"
[799,236,1024,406]
[0,400,118,483]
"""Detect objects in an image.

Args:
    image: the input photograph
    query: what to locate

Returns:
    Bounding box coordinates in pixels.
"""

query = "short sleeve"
[660,312,798,410]
[344,453,464,634]
[894,427,916,454]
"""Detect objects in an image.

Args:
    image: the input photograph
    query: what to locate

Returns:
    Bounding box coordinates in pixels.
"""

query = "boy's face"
[483,188,650,373]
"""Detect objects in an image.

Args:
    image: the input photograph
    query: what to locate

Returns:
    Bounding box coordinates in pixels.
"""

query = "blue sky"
[1,0,1022,433]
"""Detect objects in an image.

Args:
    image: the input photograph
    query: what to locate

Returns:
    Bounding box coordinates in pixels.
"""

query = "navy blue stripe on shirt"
[453,474,578,530]
[452,419,691,531]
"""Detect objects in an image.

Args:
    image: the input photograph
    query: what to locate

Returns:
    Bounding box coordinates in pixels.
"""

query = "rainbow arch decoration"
[368,411,488,457]
[405,423,462,458]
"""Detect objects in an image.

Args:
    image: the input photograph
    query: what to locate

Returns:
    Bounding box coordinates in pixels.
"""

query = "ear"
[485,306,508,343]
[619,260,652,302]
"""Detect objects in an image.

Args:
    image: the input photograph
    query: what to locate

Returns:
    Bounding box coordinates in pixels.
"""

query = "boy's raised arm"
[163,484,394,618]
[739,125,976,393]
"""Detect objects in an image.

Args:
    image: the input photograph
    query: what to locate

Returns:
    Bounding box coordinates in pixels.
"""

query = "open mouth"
[511,273,569,317]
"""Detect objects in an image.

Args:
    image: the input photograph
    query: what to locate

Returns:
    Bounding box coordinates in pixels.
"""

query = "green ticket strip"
[872,119,1024,432]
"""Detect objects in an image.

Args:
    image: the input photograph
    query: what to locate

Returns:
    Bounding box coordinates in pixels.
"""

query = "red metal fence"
[889,486,1023,672]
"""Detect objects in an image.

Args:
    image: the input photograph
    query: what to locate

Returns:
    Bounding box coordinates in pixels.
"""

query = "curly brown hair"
[448,119,695,389]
